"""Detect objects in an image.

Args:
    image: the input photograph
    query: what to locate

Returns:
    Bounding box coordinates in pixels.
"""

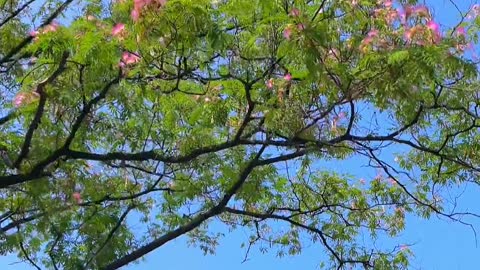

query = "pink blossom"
[43,21,59,33]
[111,23,125,36]
[290,8,300,17]
[29,22,59,39]
[266,79,274,89]
[362,36,373,45]
[131,8,140,21]
[426,20,441,43]
[426,20,439,32]
[283,26,292,40]
[351,0,358,6]
[360,30,378,48]
[404,26,423,43]
[12,92,39,108]
[455,26,466,37]
[469,4,480,19]
[456,43,467,52]
[131,0,166,20]
[400,245,408,251]
[13,93,27,108]
[384,0,392,8]
[134,0,146,9]
[404,28,413,41]
[121,52,141,66]
[385,10,398,24]
[367,29,379,38]
[297,23,305,31]
[284,73,292,81]
[72,192,82,204]
[29,30,39,37]
[474,4,480,12]
[412,5,430,18]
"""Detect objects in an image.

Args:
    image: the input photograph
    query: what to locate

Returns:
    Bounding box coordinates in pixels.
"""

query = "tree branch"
[83,206,134,269]
[0,0,75,65]
[101,146,310,270]
[14,52,69,168]
[0,0,37,29]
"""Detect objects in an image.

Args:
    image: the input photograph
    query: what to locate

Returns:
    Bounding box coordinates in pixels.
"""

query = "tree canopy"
[1,0,480,269]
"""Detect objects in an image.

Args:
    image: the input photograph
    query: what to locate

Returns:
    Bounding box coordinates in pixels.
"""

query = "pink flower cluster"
[394,4,441,44]
[289,8,300,17]
[111,23,125,37]
[361,2,447,51]
[283,23,305,40]
[283,8,305,40]
[119,51,141,68]
[359,29,380,52]
[12,91,40,108]
[72,192,82,204]
[266,78,274,89]
[265,73,292,89]
[29,21,60,41]
[467,4,480,19]
[131,0,167,21]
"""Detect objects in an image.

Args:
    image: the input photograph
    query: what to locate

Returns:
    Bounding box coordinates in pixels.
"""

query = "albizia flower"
[289,8,300,17]
[266,79,274,89]
[43,21,59,33]
[455,26,466,37]
[13,92,40,108]
[283,26,292,40]
[426,20,442,43]
[111,23,125,36]
[122,52,141,65]
[72,192,82,204]
[131,0,167,21]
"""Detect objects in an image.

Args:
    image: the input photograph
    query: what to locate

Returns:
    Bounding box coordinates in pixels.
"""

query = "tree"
[1,0,480,269]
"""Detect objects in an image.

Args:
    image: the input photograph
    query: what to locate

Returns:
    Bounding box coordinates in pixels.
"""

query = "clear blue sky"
[2,1,480,269]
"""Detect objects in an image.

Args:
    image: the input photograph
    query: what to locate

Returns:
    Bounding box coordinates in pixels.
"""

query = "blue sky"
[2,0,480,269]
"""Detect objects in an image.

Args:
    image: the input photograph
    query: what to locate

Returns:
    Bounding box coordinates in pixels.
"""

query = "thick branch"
[14,52,69,168]
[100,146,310,270]
[29,74,121,175]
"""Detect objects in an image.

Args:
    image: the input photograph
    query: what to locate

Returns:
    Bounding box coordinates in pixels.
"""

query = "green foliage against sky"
[1,0,480,269]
